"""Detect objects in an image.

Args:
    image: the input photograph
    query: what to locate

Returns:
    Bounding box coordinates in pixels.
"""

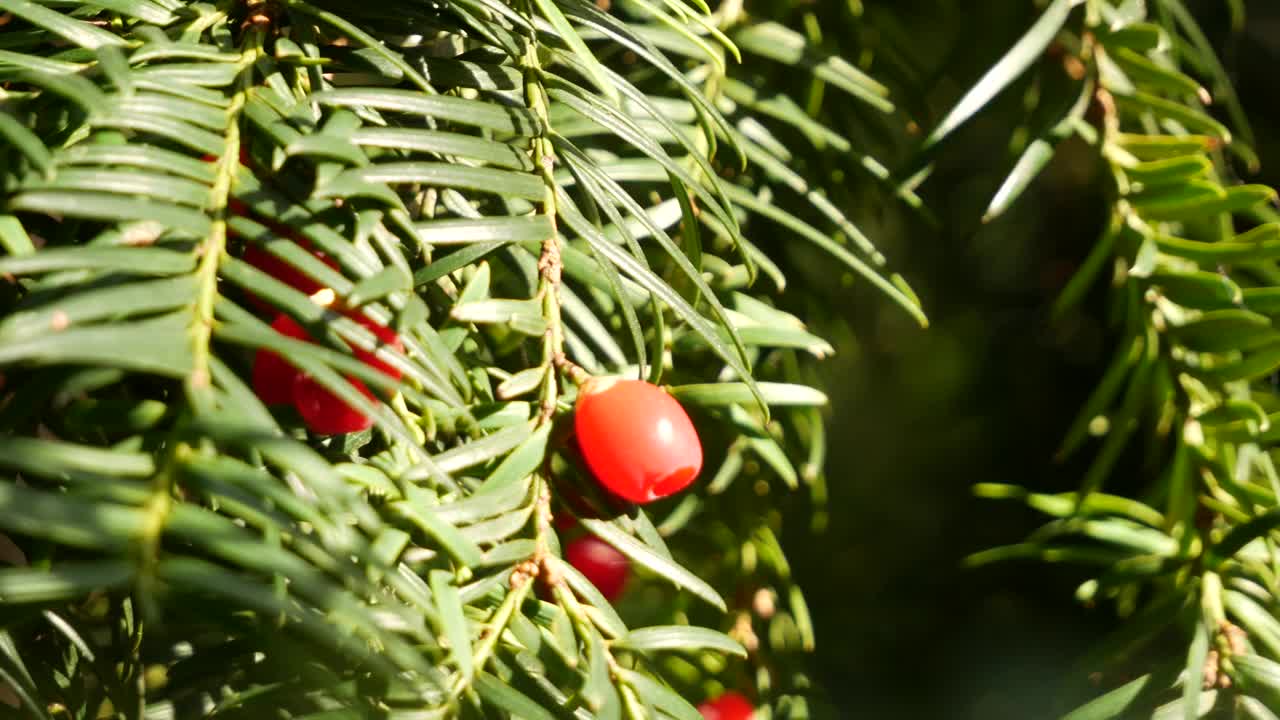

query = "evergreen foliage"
[0,0,1278,718]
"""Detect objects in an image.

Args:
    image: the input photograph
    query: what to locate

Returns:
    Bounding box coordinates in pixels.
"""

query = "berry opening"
[648,465,699,501]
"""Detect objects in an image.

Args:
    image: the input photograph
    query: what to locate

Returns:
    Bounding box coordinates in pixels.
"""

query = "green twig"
[187,30,260,410]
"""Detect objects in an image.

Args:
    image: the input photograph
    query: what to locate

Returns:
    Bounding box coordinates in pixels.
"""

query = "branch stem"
[186,29,261,409]
[519,1,573,424]
[448,552,535,699]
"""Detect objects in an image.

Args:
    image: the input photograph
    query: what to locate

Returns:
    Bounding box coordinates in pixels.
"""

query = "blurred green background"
[768,1,1280,717]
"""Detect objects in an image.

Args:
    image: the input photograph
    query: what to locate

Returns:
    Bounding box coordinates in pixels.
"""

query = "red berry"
[698,693,755,720]
[573,378,702,504]
[242,242,340,311]
[564,536,629,601]
[200,151,341,310]
[200,148,252,168]
[252,314,310,405]
[250,312,402,434]
[292,373,376,435]
[200,152,342,312]
[289,313,404,435]
[348,312,405,381]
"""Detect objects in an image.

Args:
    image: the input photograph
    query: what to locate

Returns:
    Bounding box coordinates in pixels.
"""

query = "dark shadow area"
[772,1,1280,717]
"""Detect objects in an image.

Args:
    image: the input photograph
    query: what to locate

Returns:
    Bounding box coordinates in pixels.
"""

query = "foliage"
[0,0,917,717]
[955,0,1280,717]
[5,0,1280,717]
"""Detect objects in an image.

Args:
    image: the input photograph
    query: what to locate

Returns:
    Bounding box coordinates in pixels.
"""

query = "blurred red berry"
[348,312,405,381]
[241,241,340,312]
[200,150,343,310]
[252,314,309,405]
[698,693,755,720]
[210,149,404,433]
[574,378,702,504]
[292,373,377,435]
[290,313,403,435]
[564,536,628,601]
[200,148,252,168]
[250,312,403,434]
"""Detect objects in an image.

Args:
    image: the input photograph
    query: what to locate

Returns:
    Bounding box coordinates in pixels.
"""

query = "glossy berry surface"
[697,693,755,720]
[252,314,310,405]
[564,536,629,601]
[573,378,702,504]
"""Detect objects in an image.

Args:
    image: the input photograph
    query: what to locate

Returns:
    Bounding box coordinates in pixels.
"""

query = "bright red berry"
[573,378,702,504]
[564,536,629,602]
[697,693,755,720]
[252,314,310,405]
